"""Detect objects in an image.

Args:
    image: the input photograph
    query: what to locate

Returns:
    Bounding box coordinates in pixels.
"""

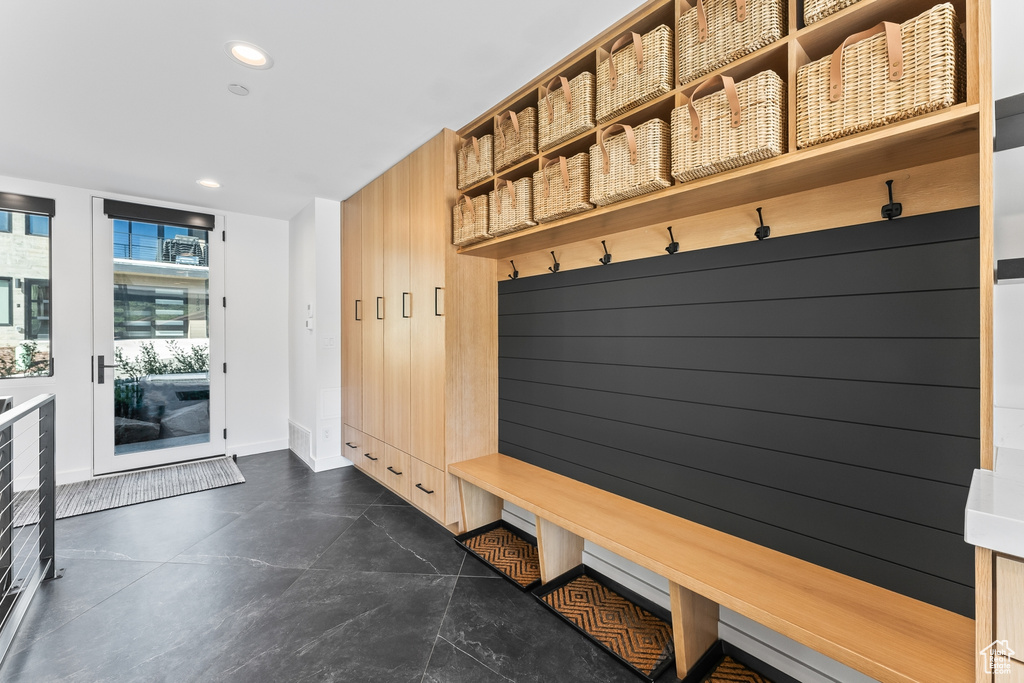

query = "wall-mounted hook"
[754,207,770,240]
[508,260,519,279]
[599,240,612,266]
[548,251,560,274]
[881,179,902,220]
[665,226,679,255]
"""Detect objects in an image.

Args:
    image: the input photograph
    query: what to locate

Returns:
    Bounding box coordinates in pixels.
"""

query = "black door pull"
[387,466,402,476]
[415,483,434,495]
[364,453,378,461]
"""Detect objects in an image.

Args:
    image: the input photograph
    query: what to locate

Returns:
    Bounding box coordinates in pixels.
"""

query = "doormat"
[534,565,674,681]
[681,640,797,683]
[12,456,244,526]
[455,520,542,590]
[700,656,773,682]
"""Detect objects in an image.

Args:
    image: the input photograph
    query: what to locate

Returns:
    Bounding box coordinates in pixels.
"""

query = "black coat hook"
[548,251,560,274]
[881,179,902,220]
[665,226,679,255]
[508,260,519,279]
[754,207,770,240]
[599,240,612,266]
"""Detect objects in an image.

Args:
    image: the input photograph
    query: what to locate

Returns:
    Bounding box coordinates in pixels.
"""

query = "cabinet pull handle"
[434,287,444,316]
[415,483,435,495]
[355,300,361,321]
[403,292,411,318]
[346,442,358,449]
[376,297,384,320]
[387,466,402,476]
[364,453,378,461]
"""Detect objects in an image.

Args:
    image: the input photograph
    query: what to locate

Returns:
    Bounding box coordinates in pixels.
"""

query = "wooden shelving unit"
[454,0,979,262]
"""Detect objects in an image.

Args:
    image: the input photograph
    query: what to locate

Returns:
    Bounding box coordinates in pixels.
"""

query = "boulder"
[159,402,210,439]
[114,417,160,445]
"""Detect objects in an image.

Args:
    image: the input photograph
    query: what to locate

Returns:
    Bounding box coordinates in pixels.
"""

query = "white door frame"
[91,197,226,475]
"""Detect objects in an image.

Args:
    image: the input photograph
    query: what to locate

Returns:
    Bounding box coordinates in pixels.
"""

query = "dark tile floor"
[1,450,683,683]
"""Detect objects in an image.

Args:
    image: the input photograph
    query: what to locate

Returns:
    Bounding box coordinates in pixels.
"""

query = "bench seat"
[448,453,974,683]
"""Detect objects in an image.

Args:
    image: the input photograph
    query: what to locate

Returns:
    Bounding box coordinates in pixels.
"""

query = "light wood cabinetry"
[342,129,497,526]
[998,555,1024,665]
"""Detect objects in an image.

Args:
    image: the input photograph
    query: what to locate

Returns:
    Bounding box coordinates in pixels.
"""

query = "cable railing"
[114,233,208,266]
[0,394,56,666]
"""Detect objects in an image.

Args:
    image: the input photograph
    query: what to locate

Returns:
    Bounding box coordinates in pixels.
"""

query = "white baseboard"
[55,467,92,486]
[311,454,352,472]
[500,501,878,683]
[231,438,288,458]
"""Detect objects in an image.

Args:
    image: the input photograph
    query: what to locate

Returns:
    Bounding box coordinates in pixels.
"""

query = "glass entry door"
[92,198,225,475]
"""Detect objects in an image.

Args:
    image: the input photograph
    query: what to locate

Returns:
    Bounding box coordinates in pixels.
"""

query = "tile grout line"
[420,554,466,683]
[438,635,517,683]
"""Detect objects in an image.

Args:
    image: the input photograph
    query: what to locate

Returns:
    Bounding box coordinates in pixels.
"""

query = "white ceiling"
[0,0,643,221]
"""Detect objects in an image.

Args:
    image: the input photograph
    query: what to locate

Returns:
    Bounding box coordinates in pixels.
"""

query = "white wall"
[0,173,289,484]
[287,197,346,472]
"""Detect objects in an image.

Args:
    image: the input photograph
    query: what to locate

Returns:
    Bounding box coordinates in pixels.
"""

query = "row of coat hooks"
[506,180,903,279]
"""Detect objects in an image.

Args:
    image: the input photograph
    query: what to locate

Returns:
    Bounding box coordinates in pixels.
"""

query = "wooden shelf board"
[459,105,979,259]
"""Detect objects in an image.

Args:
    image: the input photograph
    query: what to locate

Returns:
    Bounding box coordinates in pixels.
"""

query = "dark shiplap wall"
[498,207,980,617]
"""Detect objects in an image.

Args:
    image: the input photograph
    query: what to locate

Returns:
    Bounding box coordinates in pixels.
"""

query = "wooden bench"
[449,453,975,683]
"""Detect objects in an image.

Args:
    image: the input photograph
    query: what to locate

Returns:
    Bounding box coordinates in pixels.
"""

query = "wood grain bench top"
[449,453,975,683]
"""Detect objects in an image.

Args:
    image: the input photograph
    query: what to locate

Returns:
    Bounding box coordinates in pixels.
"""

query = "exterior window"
[114,285,189,340]
[0,278,11,326]
[0,203,53,378]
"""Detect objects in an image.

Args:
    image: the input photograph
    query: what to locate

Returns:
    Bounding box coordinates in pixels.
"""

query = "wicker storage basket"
[678,0,786,87]
[533,154,595,223]
[596,26,674,123]
[589,120,672,206]
[671,70,785,183]
[538,73,596,151]
[494,108,538,172]
[457,136,493,190]
[796,3,965,149]
[452,194,489,247]
[488,179,537,236]
[805,0,862,26]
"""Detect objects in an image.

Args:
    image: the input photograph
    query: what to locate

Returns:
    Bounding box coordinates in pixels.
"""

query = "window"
[114,285,188,340]
[24,279,50,341]
[0,278,11,326]
[114,220,208,265]
[26,214,49,236]
[0,212,10,233]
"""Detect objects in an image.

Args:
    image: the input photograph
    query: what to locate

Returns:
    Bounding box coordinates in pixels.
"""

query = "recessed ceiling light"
[197,179,221,188]
[225,41,273,69]
[227,83,249,96]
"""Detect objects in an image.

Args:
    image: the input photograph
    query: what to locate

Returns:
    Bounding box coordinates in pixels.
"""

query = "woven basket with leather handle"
[596,25,674,123]
[532,153,594,223]
[457,136,493,190]
[796,3,965,149]
[494,108,538,171]
[452,194,489,246]
[804,0,862,26]
[589,119,672,206]
[678,0,785,88]
[538,73,595,151]
[671,70,785,183]
[488,178,537,236]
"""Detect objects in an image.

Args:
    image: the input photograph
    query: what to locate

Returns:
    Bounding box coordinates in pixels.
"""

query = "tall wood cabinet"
[341,129,497,527]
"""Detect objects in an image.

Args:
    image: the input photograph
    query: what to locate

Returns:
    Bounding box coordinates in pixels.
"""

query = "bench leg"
[458,480,502,533]
[536,518,584,583]
[669,581,719,679]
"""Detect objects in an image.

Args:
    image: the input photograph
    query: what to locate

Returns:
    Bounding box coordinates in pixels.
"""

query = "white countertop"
[965,468,1024,558]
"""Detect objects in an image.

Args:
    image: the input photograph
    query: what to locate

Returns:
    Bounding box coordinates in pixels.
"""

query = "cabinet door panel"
[383,445,411,498]
[409,457,445,522]
[343,424,363,469]
[361,178,385,440]
[410,131,448,469]
[998,555,1024,659]
[342,196,362,431]
[384,159,412,453]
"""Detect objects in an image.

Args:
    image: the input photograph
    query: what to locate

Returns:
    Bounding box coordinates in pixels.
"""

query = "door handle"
[402,292,411,318]
[96,355,119,385]
[376,297,383,320]
[355,300,361,321]
[434,287,444,316]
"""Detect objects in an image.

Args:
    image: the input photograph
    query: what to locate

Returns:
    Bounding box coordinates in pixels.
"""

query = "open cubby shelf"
[454,0,977,259]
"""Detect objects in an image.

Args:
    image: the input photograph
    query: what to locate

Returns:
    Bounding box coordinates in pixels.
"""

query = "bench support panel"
[537,518,585,583]
[670,581,720,679]
[459,479,502,533]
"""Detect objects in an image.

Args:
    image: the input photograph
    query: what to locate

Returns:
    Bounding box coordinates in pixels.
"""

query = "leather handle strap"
[687,74,741,142]
[541,156,570,197]
[690,0,747,43]
[606,31,643,90]
[494,110,521,150]
[459,136,481,162]
[456,194,475,222]
[599,124,638,174]
[540,75,573,122]
[493,179,515,215]
[830,21,902,102]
